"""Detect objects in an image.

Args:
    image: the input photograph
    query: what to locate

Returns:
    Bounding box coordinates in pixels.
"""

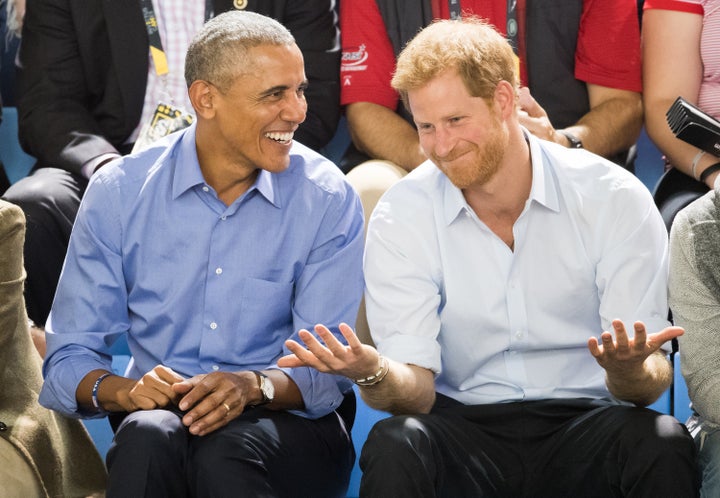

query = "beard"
[432,117,509,190]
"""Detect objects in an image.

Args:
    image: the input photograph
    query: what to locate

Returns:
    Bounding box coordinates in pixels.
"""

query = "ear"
[493,80,518,120]
[188,80,216,119]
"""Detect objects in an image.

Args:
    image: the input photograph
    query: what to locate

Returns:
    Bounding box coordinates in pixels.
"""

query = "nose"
[433,126,455,158]
[281,93,307,124]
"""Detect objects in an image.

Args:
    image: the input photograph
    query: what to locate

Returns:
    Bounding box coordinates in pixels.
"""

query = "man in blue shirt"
[39,11,364,497]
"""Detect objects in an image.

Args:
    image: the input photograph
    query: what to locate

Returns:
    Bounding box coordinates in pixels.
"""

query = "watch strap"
[560,130,583,149]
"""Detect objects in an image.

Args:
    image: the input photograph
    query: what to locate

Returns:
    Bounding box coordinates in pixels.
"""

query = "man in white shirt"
[279,16,699,497]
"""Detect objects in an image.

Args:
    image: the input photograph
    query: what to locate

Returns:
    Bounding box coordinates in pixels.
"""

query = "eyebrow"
[259,80,309,98]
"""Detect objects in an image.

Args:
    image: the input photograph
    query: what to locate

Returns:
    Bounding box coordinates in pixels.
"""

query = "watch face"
[261,375,275,402]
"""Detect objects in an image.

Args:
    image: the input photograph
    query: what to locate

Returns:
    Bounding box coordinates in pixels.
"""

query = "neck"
[464,126,532,249]
[195,127,258,206]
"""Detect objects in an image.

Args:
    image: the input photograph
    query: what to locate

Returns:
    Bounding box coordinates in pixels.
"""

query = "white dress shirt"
[364,133,671,405]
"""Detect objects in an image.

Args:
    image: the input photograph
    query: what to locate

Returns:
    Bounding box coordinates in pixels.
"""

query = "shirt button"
[515,330,523,339]
[202,186,209,192]
[221,215,227,221]
[210,322,218,330]
[212,365,220,371]
[215,268,223,275]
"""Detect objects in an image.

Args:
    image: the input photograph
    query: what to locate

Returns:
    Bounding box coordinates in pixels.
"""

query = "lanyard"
[507,0,519,55]
[139,0,214,76]
[448,0,461,20]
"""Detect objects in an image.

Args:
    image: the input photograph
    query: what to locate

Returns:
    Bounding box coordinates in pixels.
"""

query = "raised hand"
[587,319,683,374]
[279,322,382,381]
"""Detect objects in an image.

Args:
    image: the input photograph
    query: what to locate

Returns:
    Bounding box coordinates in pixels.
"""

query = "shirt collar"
[170,123,280,207]
[442,129,560,225]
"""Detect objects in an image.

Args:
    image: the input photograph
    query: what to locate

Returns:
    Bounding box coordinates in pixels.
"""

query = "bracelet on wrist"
[691,150,707,181]
[91,372,112,410]
[559,130,583,149]
[699,162,720,185]
[354,356,390,387]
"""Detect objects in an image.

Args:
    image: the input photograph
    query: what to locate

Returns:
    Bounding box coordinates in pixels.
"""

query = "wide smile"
[264,131,294,146]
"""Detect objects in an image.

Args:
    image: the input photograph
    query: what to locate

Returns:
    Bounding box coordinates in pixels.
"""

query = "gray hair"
[185,10,295,92]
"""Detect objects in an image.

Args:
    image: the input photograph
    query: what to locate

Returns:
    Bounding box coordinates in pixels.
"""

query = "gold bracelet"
[354,356,390,386]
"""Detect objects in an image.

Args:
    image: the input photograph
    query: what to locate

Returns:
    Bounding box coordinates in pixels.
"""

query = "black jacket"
[17,0,340,175]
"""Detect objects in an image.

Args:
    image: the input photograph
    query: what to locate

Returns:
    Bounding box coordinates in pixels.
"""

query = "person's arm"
[346,102,426,172]
[271,169,365,418]
[643,9,719,187]
[17,0,125,176]
[279,0,340,150]
[518,84,642,159]
[588,320,679,406]
[669,201,720,425]
[279,323,436,414]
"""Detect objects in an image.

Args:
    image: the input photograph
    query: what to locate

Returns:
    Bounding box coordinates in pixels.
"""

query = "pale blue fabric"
[40,124,364,419]
[365,132,671,406]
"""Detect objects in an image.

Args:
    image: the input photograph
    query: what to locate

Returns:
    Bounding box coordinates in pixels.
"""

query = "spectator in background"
[280,17,697,497]
[339,1,642,174]
[2,0,340,331]
[0,199,107,497]
[669,188,720,497]
[39,11,363,497]
[643,1,720,190]
[340,0,644,343]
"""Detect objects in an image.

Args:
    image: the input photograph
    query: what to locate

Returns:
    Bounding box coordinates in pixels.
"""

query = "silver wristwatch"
[251,370,275,405]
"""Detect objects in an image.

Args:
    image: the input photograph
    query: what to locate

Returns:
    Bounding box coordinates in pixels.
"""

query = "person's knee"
[361,415,431,465]
[620,409,695,461]
[2,168,84,223]
[112,410,187,456]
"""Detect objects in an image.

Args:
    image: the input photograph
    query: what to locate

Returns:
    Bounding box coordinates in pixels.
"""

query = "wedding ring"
[222,402,231,416]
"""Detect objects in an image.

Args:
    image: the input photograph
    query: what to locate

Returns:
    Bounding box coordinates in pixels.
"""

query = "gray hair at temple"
[391,16,518,112]
[185,10,295,92]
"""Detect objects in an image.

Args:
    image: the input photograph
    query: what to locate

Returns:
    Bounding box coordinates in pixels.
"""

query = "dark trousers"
[1,167,87,325]
[106,404,354,498]
[360,395,699,498]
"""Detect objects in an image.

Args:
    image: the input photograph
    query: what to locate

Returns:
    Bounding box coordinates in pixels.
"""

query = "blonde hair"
[391,16,518,110]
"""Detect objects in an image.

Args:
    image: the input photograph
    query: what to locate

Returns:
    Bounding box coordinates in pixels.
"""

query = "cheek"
[418,134,433,154]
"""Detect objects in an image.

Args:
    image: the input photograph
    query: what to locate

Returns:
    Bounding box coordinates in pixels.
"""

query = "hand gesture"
[278,323,381,381]
[587,319,683,374]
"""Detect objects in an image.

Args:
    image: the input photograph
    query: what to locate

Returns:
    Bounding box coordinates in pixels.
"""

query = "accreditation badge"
[132,103,194,153]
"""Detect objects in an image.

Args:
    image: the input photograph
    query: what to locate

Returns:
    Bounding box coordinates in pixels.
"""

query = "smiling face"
[409,69,509,189]
[206,43,308,175]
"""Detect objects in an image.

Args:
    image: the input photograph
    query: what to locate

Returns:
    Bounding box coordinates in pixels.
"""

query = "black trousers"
[106,403,355,498]
[360,395,698,498]
[1,167,87,325]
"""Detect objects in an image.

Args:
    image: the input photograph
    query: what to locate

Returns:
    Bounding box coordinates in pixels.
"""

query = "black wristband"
[699,162,720,184]
[559,130,583,149]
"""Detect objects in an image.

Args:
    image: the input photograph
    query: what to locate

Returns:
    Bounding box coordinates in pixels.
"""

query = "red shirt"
[340,0,642,110]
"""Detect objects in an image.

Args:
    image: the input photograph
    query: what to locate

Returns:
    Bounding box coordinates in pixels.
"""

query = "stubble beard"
[437,122,509,190]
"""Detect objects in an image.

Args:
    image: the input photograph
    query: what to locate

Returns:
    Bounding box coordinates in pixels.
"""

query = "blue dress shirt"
[365,132,671,406]
[40,124,364,419]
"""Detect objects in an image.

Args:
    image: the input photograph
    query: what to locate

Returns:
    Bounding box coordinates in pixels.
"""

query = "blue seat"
[673,353,693,423]
[0,107,35,184]
[346,385,390,497]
